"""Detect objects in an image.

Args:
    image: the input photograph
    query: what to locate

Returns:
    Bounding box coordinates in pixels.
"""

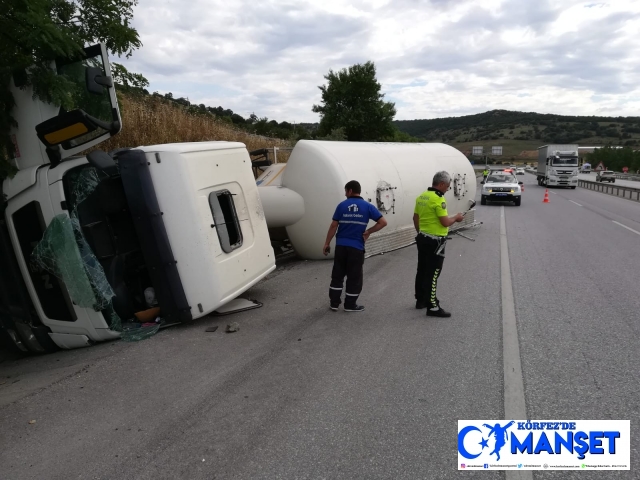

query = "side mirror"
[36,109,117,149]
[86,66,113,95]
[518,182,524,185]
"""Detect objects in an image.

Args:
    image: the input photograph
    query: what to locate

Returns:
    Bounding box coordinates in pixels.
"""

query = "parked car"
[596,170,616,183]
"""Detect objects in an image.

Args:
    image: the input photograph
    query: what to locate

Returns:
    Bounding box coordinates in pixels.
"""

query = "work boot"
[427,307,451,318]
[415,301,427,309]
[344,305,365,312]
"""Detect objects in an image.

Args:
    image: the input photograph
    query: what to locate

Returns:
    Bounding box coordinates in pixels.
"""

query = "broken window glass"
[30,215,116,312]
[31,162,161,341]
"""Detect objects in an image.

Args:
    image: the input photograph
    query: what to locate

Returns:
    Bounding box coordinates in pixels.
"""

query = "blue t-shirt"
[332,196,383,251]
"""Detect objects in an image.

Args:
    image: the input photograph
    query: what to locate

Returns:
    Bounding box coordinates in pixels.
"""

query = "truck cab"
[1,44,275,352]
[536,145,579,189]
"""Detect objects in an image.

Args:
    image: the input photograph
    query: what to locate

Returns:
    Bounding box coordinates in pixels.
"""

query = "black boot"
[427,307,451,318]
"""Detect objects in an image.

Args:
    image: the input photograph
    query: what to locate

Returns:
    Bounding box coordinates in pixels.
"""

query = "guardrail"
[580,172,640,182]
[578,179,640,202]
[616,173,640,182]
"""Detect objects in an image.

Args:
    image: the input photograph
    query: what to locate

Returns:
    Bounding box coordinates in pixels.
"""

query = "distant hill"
[394,110,640,158]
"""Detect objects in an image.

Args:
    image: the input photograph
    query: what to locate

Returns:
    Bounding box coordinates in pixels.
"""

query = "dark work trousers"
[329,245,365,308]
[415,234,446,309]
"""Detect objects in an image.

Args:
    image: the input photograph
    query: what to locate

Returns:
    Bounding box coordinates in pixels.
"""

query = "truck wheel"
[514,198,521,206]
[611,180,615,183]
[481,196,487,205]
[571,186,576,189]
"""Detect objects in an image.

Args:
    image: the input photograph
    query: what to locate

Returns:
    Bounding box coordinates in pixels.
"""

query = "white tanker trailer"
[257,141,477,260]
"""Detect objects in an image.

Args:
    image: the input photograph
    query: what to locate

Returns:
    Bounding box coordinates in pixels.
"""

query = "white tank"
[258,141,476,260]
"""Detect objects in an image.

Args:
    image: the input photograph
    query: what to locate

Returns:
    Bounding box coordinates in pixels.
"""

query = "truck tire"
[571,186,576,189]
[481,196,487,205]
[514,197,521,206]
[612,179,615,183]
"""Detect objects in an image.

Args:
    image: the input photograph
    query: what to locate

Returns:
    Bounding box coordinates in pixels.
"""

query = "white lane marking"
[613,221,640,236]
[500,209,531,480]
[500,207,533,480]
[569,200,583,207]
[549,191,557,194]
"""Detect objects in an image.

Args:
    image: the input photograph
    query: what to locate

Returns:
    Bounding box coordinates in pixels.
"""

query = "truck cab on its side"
[1,44,275,353]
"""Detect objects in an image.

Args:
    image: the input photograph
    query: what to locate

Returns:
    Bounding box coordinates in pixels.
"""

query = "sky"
[119,0,640,123]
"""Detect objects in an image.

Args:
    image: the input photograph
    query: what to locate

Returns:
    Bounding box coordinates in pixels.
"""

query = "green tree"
[1,0,142,178]
[312,61,396,142]
[317,127,347,141]
[111,62,149,90]
[587,146,640,172]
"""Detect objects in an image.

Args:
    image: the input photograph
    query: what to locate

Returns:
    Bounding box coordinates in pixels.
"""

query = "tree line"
[395,110,640,146]
[586,146,640,173]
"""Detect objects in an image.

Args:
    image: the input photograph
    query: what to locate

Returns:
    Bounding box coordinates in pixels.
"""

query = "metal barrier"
[578,179,640,202]
[615,173,640,182]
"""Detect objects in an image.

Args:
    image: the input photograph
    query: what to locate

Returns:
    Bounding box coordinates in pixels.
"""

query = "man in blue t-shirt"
[323,180,387,312]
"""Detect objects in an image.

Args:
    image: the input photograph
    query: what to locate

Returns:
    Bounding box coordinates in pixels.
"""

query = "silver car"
[596,170,615,183]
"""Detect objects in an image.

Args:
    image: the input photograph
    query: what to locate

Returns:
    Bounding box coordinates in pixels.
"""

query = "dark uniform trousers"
[329,245,364,308]
[415,234,446,309]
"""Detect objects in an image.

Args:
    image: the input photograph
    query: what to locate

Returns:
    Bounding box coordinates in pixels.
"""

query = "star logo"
[479,437,489,449]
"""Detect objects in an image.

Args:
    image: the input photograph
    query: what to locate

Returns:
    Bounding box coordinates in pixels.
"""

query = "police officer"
[323,180,387,312]
[413,171,464,317]
[483,168,489,181]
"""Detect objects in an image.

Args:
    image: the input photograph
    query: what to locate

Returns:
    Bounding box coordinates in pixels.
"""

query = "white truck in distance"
[536,144,579,188]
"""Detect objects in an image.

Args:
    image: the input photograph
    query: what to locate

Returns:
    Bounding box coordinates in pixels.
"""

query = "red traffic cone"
[543,189,550,203]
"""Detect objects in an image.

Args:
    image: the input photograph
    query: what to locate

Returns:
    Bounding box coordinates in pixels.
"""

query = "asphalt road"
[1,174,638,479]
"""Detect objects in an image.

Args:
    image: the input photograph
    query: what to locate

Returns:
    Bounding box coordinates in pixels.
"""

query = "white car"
[596,170,615,183]
[481,171,524,206]
[516,167,525,175]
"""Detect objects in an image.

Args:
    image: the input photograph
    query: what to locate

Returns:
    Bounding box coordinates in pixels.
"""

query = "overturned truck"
[1,44,274,353]
[1,44,477,354]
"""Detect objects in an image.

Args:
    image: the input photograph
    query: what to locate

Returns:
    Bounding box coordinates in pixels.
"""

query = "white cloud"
[118,0,640,123]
